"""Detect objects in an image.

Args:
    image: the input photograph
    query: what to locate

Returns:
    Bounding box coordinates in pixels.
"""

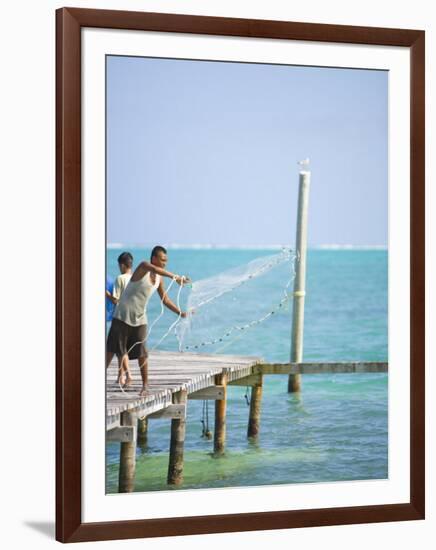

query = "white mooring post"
[288,160,311,393]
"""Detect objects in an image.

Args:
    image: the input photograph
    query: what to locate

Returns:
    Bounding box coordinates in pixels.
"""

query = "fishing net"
[173,248,297,353]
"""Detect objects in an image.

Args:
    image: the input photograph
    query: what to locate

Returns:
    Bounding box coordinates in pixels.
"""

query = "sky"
[106,55,388,247]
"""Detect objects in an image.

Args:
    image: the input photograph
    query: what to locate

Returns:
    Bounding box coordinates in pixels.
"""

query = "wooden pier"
[106,350,387,492]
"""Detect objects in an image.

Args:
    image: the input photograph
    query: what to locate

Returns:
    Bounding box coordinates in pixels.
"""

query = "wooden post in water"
[137,417,148,446]
[288,163,311,393]
[214,372,228,455]
[118,409,137,493]
[247,374,263,438]
[167,389,187,485]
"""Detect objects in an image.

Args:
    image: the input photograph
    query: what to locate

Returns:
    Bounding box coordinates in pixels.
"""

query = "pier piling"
[247,374,263,438]
[167,389,187,485]
[118,409,137,493]
[107,353,387,491]
[137,417,148,446]
[214,372,228,456]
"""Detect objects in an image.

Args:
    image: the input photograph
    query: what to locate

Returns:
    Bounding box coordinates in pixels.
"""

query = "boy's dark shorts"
[107,318,148,360]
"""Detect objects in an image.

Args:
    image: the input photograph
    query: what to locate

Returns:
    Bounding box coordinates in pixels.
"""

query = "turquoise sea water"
[106,248,388,492]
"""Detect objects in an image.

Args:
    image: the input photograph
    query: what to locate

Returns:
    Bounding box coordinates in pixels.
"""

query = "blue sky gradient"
[107,56,388,247]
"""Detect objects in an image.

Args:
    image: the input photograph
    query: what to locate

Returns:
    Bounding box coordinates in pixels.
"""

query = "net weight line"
[176,248,296,351]
[179,252,297,352]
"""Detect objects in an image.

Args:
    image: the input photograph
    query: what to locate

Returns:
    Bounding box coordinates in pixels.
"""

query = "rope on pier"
[200,400,212,439]
[244,386,251,406]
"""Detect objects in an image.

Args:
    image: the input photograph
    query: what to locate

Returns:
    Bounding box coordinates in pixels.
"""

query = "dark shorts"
[106,318,148,360]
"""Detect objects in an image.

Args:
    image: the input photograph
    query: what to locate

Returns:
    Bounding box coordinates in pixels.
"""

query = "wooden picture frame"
[56,6,425,543]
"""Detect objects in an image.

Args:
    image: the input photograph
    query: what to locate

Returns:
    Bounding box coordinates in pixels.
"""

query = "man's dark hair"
[117,251,133,268]
[150,245,167,260]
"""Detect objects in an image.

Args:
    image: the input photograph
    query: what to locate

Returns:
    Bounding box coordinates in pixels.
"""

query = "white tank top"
[113,271,161,327]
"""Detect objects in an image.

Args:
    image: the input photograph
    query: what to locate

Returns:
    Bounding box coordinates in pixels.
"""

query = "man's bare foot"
[123,371,133,387]
[139,385,148,397]
[117,368,126,386]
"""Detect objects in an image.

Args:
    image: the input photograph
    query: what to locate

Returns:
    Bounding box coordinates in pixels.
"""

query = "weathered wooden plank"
[108,376,221,387]
[189,385,225,400]
[110,378,198,384]
[150,364,252,371]
[106,351,264,428]
[229,374,262,387]
[108,372,221,378]
[147,404,186,419]
[108,395,158,402]
[301,362,388,374]
[107,375,220,383]
[106,414,120,431]
[106,426,136,443]
[108,359,258,369]
[255,362,388,374]
[108,399,173,419]
[107,384,171,392]
[108,367,223,374]
[108,379,212,385]
[109,368,245,376]
[149,350,263,362]
[107,369,220,375]
[109,353,262,367]
[134,399,174,419]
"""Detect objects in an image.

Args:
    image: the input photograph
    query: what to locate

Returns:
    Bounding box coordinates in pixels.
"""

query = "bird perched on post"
[298,158,310,168]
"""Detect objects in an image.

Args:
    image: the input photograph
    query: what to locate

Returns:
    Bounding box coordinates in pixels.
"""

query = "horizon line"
[107,242,388,250]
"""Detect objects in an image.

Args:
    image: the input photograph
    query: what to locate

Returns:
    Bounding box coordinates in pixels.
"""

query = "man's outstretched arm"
[157,280,188,318]
[135,261,190,285]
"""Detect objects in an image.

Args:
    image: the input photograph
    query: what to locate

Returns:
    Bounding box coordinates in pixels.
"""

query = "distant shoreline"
[107,243,388,251]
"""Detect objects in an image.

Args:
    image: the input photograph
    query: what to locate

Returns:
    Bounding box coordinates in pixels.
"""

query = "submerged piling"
[288,165,311,393]
[137,417,148,446]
